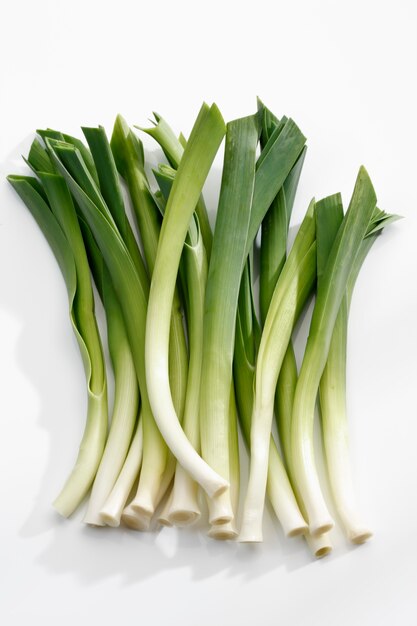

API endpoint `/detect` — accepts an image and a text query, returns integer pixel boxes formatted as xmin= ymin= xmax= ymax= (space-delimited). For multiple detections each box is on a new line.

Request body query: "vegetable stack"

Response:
xmin=8 ymin=100 xmax=399 ymax=557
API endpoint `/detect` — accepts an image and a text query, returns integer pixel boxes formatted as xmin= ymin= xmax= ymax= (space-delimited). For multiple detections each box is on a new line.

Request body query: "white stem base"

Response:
xmin=267 ymin=441 xmax=308 ymax=537
xmin=293 ymin=438 xmax=334 ymax=536
xmin=100 ymin=421 xmax=143 ymax=527
xmin=305 ymin=531 xmax=333 ymax=558
xmin=208 ymin=520 xmax=238 ymax=540
xmin=325 ymin=432 xmax=372 ymax=544
xmin=156 ymin=488 xmax=174 ymax=527
xmin=207 ymin=489 xmax=233 ymax=525
xmin=167 ymin=463 xmax=201 ymax=526
xmin=122 ymin=503 xmax=151 ymax=531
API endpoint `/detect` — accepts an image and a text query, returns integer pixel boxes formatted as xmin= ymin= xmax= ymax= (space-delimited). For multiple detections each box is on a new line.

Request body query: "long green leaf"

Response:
xmin=291 ymin=167 xmax=377 ymax=537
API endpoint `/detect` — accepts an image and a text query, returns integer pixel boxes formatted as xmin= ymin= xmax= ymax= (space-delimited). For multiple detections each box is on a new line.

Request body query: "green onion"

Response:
xmin=8 ymin=102 xmax=399 ymax=554
xmin=145 ymin=103 xmax=227 ymax=498
xmin=239 ymin=201 xmax=317 ymax=541
xmin=7 ymin=174 xmax=108 ymax=517
xmin=43 ymin=136 xmax=168 ymax=524
xmin=28 ymin=133 xmax=148 ymax=526
xmin=108 ymin=119 xmax=189 ymax=524
xmin=151 ymin=166 xmax=209 ymax=526
xmin=38 ymin=128 xmax=168 ymax=528
xmin=234 ymin=258 xmax=308 ymax=539
xmin=79 ymin=219 xmax=139 ymax=526
xmin=291 ymin=167 xmax=378 ymax=536
xmin=317 ymin=203 xmax=400 ymax=543
xmin=200 ymin=114 xmax=258 ymax=526
xmin=168 ymin=216 xmax=207 ymax=525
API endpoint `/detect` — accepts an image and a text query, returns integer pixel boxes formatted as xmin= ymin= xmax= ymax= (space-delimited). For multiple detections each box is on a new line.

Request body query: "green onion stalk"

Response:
xmin=37 ymin=126 xmax=167 ymax=528
xmin=253 ymin=121 xmax=332 ymax=550
xmin=145 ymin=103 xmax=229 ymax=499
xmin=200 ymin=106 xmax=307 ymax=531
xmin=200 ymin=115 xmax=258 ymax=527
xmin=258 ymin=104 xmax=311 ymax=539
xmin=69 ymin=127 xmax=145 ymax=525
xmin=239 ymin=201 xmax=317 ymax=542
xmin=109 ymin=117 xmax=188 ymax=527
xmin=317 ymin=201 xmax=400 ymax=543
xmin=232 ymin=102 xmax=308 ymax=540
xmin=291 ymin=167 xmax=377 ymax=537
xmin=235 ymin=256 xmax=332 ymax=554
xmin=273 ymin=303 xmax=333 ymax=557
xmin=168 ymin=217 xmax=207 ymax=525
xmin=41 ymin=135 xmax=174 ymax=528
xmin=7 ymin=172 xmax=108 ymax=518
xmin=79 ymin=219 xmax=139 ymax=526
xmin=152 ymin=166 xmax=208 ymax=526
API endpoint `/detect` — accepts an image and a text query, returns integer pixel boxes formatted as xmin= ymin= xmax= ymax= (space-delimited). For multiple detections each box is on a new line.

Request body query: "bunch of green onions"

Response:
xmin=8 ymin=100 xmax=399 ymax=557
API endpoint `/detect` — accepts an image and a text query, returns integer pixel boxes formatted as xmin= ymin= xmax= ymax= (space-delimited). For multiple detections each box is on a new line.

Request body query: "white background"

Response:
xmin=1 ymin=1 xmax=416 ymax=624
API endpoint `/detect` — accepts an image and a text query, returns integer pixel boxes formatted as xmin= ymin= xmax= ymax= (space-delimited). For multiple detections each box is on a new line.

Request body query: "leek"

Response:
xmin=234 ymin=259 xmax=308 ymax=538
xmin=7 ymin=174 xmax=108 ymax=517
xmin=44 ymin=137 xmax=167 ymax=524
xmin=200 ymin=114 xmax=258 ymax=526
xmin=317 ymin=203 xmax=400 ymax=543
xmin=108 ymin=118 xmax=188 ymax=522
xmin=255 ymin=109 xmax=332 ymax=550
xmin=40 ymin=128 xmax=169 ymax=525
xmin=79 ymin=219 xmax=139 ymax=526
xmin=152 ymin=167 xmax=208 ymax=525
xmin=7 ymin=103 xmax=398 ymax=556
xmin=168 ymin=216 xmax=207 ymax=525
xmin=239 ymin=201 xmax=317 ymax=541
xmin=291 ymin=168 xmax=377 ymax=536
xmin=145 ymin=103 xmax=227 ymax=498
xmin=27 ymin=133 xmax=145 ymax=525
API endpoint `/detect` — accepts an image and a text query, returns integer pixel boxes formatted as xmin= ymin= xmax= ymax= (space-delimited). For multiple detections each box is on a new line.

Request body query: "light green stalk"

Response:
xmin=108 ymin=119 xmax=188 ymax=521
xmin=168 ymin=216 xmax=207 ymax=525
xmin=7 ymin=174 xmax=108 ymax=517
xmin=318 ymin=205 xmax=400 ymax=543
xmin=79 ymin=219 xmax=139 ymax=526
xmin=239 ymin=202 xmax=317 ymax=541
xmin=291 ymin=168 xmax=377 ymax=537
xmin=145 ymin=103 xmax=227 ymax=498
xmin=253 ymin=106 xmax=331 ymax=551
xmin=152 ymin=167 xmax=209 ymax=525
xmin=200 ymin=115 xmax=259 ymax=525
xmin=234 ymin=254 xmax=329 ymax=554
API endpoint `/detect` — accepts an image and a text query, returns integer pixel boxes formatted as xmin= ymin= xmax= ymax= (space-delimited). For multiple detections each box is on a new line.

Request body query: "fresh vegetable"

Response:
xmin=7 ymin=100 xmax=399 ymax=559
